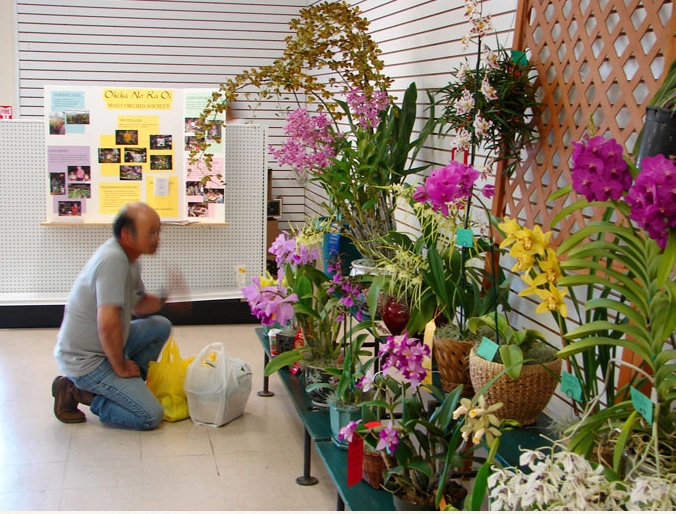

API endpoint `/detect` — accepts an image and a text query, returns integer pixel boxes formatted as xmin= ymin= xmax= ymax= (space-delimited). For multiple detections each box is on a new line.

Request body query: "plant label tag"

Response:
xmin=561 ymin=371 xmax=583 ymax=402
xmin=346 ymin=436 xmax=364 ymax=487
xmin=630 ymin=386 xmax=653 ymax=425
xmin=456 ymin=228 xmax=474 ymax=248
xmin=476 ymin=336 xmax=498 ymax=362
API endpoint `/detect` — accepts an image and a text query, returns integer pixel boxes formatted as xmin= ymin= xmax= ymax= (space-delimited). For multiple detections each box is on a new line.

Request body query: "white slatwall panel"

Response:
xmin=0 ymin=120 xmax=267 ymax=304
xmin=15 ymin=0 xmax=308 ymax=229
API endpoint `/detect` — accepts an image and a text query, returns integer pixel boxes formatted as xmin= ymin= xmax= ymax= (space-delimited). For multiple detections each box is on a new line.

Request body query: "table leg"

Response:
xmin=257 ymin=351 xmax=274 ymax=397
xmin=295 ymin=428 xmax=318 ymax=486
xmin=336 ymin=493 xmax=345 ymax=510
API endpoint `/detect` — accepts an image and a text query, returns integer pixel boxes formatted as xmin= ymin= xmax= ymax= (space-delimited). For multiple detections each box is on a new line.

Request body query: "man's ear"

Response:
xmin=119 ymin=224 xmax=135 ymax=243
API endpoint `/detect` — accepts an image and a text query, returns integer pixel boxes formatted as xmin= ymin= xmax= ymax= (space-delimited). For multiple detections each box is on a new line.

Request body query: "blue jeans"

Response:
xmin=72 ymin=315 xmax=171 ymax=430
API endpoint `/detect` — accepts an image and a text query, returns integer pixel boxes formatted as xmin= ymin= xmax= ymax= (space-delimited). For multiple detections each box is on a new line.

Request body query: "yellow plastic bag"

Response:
xmin=147 ymin=337 xmax=195 ymax=422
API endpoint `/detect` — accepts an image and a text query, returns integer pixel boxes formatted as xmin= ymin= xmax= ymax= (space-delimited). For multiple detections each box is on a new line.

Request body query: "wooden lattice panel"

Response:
xmin=494 ymin=0 xmax=676 ymax=243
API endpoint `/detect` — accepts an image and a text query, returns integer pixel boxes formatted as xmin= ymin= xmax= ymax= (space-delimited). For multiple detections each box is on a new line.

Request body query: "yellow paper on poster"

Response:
xmin=99 ymin=182 xmax=141 ymax=215
xmin=146 ymin=176 xmax=179 ymax=217
xmin=98 ymin=134 xmax=121 ymax=177
xmin=103 ymin=89 xmax=173 ymax=110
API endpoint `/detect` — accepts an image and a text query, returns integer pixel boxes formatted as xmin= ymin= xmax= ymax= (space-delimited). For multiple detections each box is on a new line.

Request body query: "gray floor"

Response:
xmin=0 ymin=323 xmax=337 ymax=510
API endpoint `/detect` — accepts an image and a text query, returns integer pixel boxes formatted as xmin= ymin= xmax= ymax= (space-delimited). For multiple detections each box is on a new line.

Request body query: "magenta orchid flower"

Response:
xmin=338 ymin=419 xmax=361 ymax=443
xmin=413 ymin=161 xmax=480 ymax=216
xmin=376 ymin=421 xmax=400 ymax=455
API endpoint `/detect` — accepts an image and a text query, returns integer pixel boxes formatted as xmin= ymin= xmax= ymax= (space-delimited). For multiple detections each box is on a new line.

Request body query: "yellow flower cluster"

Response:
xmin=453 ymin=395 xmax=502 ymax=446
xmin=498 ymin=218 xmax=568 ymax=317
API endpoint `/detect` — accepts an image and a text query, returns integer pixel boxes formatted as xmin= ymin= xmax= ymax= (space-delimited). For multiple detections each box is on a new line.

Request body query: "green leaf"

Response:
xmin=558 ymin=336 xmax=651 ymax=364
xmin=467 ymin=459 xmax=492 ymax=511
xmin=499 ymin=344 xmax=524 ymax=379
xmin=263 ymin=348 xmax=304 ymax=376
xmin=583 ymin=297 xmax=645 ymax=328
xmin=613 ymin=411 xmax=639 ymax=472
xmin=657 ymin=230 xmax=676 ymax=285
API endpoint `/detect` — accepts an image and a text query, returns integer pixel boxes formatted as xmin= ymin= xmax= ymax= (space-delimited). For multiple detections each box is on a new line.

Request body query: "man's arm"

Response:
xmin=97 ymin=304 xmax=140 ymax=377
xmin=132 ymin=293 xmax=166 ymax=317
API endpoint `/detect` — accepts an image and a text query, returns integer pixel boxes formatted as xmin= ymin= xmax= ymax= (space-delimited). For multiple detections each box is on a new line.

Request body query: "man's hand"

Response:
xmin=114 ymin=359 xmax=141 ymax=378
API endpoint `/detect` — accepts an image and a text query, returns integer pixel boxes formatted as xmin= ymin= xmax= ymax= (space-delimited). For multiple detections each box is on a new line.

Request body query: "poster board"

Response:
xmin=44 ymin=85 xmax=225 ymax=223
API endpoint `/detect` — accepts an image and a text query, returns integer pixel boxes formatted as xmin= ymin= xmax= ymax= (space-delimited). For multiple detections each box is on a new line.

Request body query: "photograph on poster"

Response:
xmin=66 ymin=110 xmax=90 ymax=125
xmin=120 ymin=165 xmax=142 ymax=181
xmin=184 ymin=117 xmax=199 ymax=133
xmin=49 ymin=112 xmax=66 ymax=135
xmin=68 ymin=183 xmax=91 ymax=199
xmin=58 ymin=200 xmax=81 ymax=216
xmin=150 ymin=155 xmax=172 ymax=170
xmin=188 ymin=202 xmax=208 ymax=217
xmin=124 ymin=148 xmax=147 ymax=163
xmin=204 ymin=188 xmax=224 ymax=203
xmin=50 ymin=173 xmax=66 ymax=195
xmin=150 ymin=134 xmax=172 ymax=149
xmin=67 ymin=165 xmax=90 ymax=182
xmin=116 ymin=129 xmax=138 ymax=145
xmin=186 ymin=181 xmax=203 ymax=196
xmin=184 ymin=135 xmax=203 ymax=152
xmin=98 ymin=148 xmax=121 ymax=163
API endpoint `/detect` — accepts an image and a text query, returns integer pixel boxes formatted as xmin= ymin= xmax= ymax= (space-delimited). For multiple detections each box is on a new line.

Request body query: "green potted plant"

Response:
xmin=271 ymin=80 xmax=434 ymax=262
xmin=338 ymin=332 xmax=504 ymax=509
xmin=243 ymin=223 xmax=363 ymax=405
xmin=546 ymin=132 xmax=676 ymax=477
xmin=465 ymin=308 xmax=561 ymax=427
xmin=366 ymin=165 xmax=510 ymax=396
xmin=306 ymin=326 xmax=376 ymax=448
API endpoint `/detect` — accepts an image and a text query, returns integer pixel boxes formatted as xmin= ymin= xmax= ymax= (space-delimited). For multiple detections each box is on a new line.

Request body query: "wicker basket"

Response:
xmin=433 ymin=336 xmax=474 ymax=396
xmin=362 ymin=449 xmax=386 ymax=488
xmin=469 ymin=349 xmax=561 ymax=426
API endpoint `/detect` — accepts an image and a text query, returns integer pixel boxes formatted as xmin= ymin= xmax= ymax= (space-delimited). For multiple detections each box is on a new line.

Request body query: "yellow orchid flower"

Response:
xmin=537 ymin=248 xmax=562 ymax=284
xmin=511 ymin=225 xmax=551 ymax=258
xmin=498 ymin=218 xmax=523 ymax=249
xmin=533 ymin=283 xmax=568 ymax=317
xmin=518 ymin=272 xmax=547 ymax=297
xmin=510 ymin=250 xmax=536 ymax=274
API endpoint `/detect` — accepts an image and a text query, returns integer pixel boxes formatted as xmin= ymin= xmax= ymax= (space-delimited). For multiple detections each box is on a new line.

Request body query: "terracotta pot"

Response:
xmin=362 ymin=450 xmax=386 ymax=488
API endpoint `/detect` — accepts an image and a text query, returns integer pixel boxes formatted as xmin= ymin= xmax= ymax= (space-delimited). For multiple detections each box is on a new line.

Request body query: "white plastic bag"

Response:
xmin=184 ymin=342 xmax=252 ymax=427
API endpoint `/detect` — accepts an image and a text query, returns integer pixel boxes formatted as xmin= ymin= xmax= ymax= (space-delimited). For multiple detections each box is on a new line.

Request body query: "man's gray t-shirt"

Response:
xmin=54 ymin=238 xmax=144 ymax=377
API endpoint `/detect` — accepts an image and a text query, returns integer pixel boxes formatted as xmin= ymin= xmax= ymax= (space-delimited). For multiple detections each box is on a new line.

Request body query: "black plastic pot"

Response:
xmin=636 ymin=106 xmax=676 ymax=168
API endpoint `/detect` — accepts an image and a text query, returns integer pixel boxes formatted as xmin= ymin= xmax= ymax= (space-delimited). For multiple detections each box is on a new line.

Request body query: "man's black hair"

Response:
xmin=112 ymin=207 xmax=136 ymax=239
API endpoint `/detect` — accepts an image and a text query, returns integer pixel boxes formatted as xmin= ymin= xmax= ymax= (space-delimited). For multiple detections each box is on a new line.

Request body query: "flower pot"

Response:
xmin=327 ymin=399 xmax=361 ymax=449
xmin=469 ymin=349 xmax=561 ymax=426
xmin=302 ymin=365 xmax=333 ymax=408
xmin=636 ymin=106 xmax=676 ymax=168
xmin=392 ymin=481 xmax=467 ymax=511
xmin=378 ymin=294 xmax=410 ymax=336
xmin=362 ymin=449 xmax=386 ymax=488
xmin=433 ymin=335 xmax=474 ymax=396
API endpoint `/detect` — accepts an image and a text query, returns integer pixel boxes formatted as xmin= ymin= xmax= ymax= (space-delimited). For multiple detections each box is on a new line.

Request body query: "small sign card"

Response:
xmin=630 ymin=386 xmax=653 ymax=425
xmin=456 ymin=228 xmax=474 ymax=248
xmin=561 ymin=371 xmax=583 ymax=402
xmin=476 ymin=336 xmax=499 ymax=362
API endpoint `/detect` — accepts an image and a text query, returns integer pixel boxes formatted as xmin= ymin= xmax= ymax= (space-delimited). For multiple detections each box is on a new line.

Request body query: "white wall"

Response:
xmin=0 ymin=0 xmax=18 ymax=110
xmin=7 ymin=0 xmax=518 ymax=230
